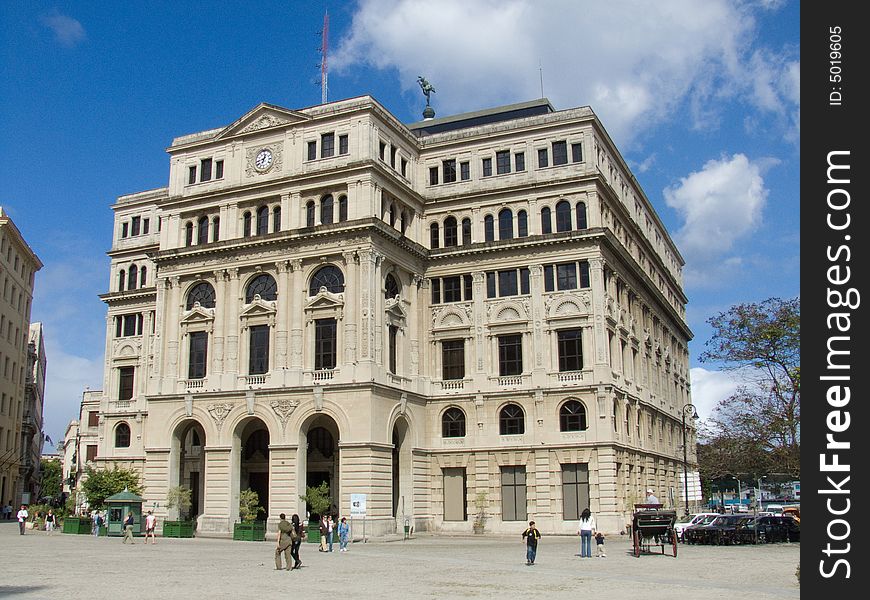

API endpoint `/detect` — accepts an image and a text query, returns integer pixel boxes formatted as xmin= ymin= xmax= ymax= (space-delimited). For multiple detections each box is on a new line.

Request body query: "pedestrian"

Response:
xmin=1 ymin=503 xmax=8 ymax=520
xmin=319 ymin=514 xmax=328 ymax=552
xmin=17 ymin=505 xmax=28 ymax=535
xmin=521 ymin=520 xmax=541 ymax=565
xmin=327 ymin=515 xmax=334 ymax=552
xmin=93 ymin=510 xmax=104 ymax=537
xmin=290 ymin=514 xmax=303 ymax=569
xmin=45 ymin=509 xmax=57 ymax=534
xmin=595 ymin=532 xmax=607 ymax=558
xmin=122 ymin=512 xmax=135 ymax=544
xmin=338 ymin=516 xmax=350 ymax=552
xmin=578 ymin=508 xmax=596 ymax=558
xmin=275 ymin=513 xmax=293 ymax=570
xmin=645 ymin=488 xmax=660 ymax=505
xmin=144 ymin=510 xmax=157 ymax=544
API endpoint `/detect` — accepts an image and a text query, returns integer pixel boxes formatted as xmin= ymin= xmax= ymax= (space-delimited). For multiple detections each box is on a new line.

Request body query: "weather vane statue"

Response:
xmin=417 ymin=76 xmax=436 ymax=119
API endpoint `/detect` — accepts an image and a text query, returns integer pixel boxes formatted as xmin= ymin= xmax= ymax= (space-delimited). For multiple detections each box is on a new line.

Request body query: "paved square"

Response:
xmin=0 ymin=521 xmax=799 ymax=599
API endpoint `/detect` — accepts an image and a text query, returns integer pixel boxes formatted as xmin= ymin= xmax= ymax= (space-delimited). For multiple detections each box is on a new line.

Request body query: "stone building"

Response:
xmin=82 ymin=96 xmax=695 ymax=536
xmin=0 ymin=207 xmax=43 ymax=508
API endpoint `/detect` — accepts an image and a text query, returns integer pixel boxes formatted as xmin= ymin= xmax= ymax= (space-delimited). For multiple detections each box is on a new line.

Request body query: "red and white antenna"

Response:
xmin=320 ymin=10 xmax=329 ymax=104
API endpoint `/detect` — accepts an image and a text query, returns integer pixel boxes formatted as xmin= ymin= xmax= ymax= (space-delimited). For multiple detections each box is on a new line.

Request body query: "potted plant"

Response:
xmin=233 ymin=488 xmax=266 ymax=541
xmin=472 ymin=490 xmax=488 ymax=534
xmin=163 ymin=486 xmax=195 ymax=538
xmin=299 ymin=482 xmax=331 ymax=543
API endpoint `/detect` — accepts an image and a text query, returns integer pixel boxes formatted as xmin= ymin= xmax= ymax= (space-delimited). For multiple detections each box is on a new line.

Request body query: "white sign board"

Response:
xmin=350 ymin=493 xmax=367 ymax=517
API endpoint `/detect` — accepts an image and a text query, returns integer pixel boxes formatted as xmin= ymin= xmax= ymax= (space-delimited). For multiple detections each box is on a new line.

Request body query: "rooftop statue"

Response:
xmin=417 ymin=76 xmax=435 ymax=106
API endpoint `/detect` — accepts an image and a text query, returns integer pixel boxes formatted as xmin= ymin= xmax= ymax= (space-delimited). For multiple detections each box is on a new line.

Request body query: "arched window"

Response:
xmin=273 ymin=206 xmax=281 ymax=232
xmin=245 ymin=274 xmax=278 ymax=302
xmin=498 ymin=208 xmax=513 ymax=240
xmin=309 ymin=265 xmax=345 ymax=296
xmin=576 ymin=202 xmax=588 ymax=230
xmin=128 ymin=265 xmax=138 ymax=290
xmin=185 ymin=222 xmax=194 ymax=246
xmin=560 ymin=400 xmax=588 ymax=431
xmin=186 ymin=282 xmax=216 ymax=309
xmin=484 ymin=214 xmax=495 ymax=242
xmin=243 ymin=211 xmax=252 ymax=237
xmin=212 ymin=217 xmax=220 ymax=242
xmin=115 ymin=423 xmax=131 ymax=448
xmin=461 ymin=218 xmax=471 ymax=245
xmin=338 ymin=196 xmax=348 ymax=222
xmin=517 ymin=210 xmax=528 ymax=237
xmin=256 ymin=206 xmax=269 ymax=235
xmin=140 ymin=266 xmax=147 ymax=288
xmin=613 ymin=398 xmax=620 ymax=432
xmin=442 ymin=407 xmax=466 ymax=438
xmin=388 ymin=203 xmax=396 ymax=227
xmin=118 ymin=270 xmax=126 ymax=292
xmin=197 ymin=216 xmax=209 ymax=245
xmin=384 ymin=273 xmax=400 ymax=299
xmin=443 ymin=216 xmax=458 ymax=247
xmin=429 ymin=222 xmax=439 ymax=249
xmin=541 ymin=207 xmax=552 ymax=234
xmin=306 ymin=201 xmax=316 ymax=227
xmin=321 ymin=195 xmax=334 ymax=225
xmin=556 ymin=200 xmax=572 ymax=232
xmin=400 ymin=210 xmax=407 ymax=234
xmin=499 ymin=404 xmax=525 ymax=435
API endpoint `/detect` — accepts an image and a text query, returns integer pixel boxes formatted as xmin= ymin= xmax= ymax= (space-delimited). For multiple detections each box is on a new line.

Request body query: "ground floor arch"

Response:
xmin=169 ymin=419 xmax=206 ymax=519
xmin=298 ymin=413 xmax=340 ymax=520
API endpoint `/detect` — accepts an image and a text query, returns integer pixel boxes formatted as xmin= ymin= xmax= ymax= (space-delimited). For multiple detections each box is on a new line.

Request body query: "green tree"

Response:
xmin=239 ymin=488 xmax=264 ymax=522
xmin=39 ymin=458 xmax=63 ymax=502
xmin=166 ymin=486 xmax=193 ymax=520
xmin=81 ymin=465 xmax=143 ymax=510
xmin=299 ymin=481 xmax=331 ymax=519
xmin=700 ymin=297 xmax=800 ymax=477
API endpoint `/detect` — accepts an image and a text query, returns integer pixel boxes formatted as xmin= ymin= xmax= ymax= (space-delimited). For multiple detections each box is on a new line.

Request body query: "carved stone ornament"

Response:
xmin=239 ymin=114 xmax=291 ymax=134
xmin=271 ymin=398 xmax=299 ymax=425
xmin=207 ymin=402 xmax=234 ymax=430
xmin=245 ymin=145 xmax=283 ymax=177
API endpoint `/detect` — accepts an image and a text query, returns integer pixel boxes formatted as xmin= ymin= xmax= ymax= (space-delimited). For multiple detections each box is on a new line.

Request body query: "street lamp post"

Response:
xmin=681 ymin=404 xmax=699 ymax=516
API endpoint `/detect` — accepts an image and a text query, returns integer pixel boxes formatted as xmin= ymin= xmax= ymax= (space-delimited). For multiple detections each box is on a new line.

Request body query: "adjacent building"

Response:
xmin=79 ymin=96 xmax=695 ymax=536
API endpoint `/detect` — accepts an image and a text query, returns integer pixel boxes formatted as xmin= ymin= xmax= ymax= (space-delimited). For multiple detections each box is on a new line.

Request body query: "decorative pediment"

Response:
xmin=180 ymin=304 xmax=216 ymax=325
xmin=385 ymin=297 xmax=408 ymax=323
xmin=431 ymin=306 xmax=472 ymax=331
xmin=216 ymin=103 xmax=310 ymax=140
xmin=486 ymin=300 xmax=529 ymax=324
xmin=546 ymin=292 xmax=592 ymax=320
xmin=304 ymin=289 xmax=345 ymax=311
xmin=240 ymin=296 xmax=278 ymax=320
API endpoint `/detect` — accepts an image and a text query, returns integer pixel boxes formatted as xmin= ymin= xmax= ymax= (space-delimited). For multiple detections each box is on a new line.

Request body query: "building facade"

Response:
xmin=83 ymin=96 xmax=695 ymax=536
xmin=0 ymin=207 xmax=43 ymax=508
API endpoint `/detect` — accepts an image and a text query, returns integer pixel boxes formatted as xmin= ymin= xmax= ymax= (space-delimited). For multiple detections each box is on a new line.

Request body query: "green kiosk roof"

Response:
xmin=105 ymin=490 xmax=145 ymax=503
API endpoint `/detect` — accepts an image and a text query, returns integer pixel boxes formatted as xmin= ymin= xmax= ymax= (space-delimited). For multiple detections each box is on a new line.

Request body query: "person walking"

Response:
xmin=326 ymin=515 xmax=335 ymax=552
xmin=595 ymin=532 xmax=607 ymax=558
xmin=578 ymin=508 xmax=596 ymax=558
xmin=275 ymin=513 xmax=293 ymax=570
xmin=319 ymin=515 xmax=328 ymax=552
xmin=144 ymin=510 xmax=157 ymax=544
xmin=17 ymin=505 xmax=28 ymax=535
xmin=338 ymin=517 xmax=350 ymax=552
xmin=93 ymin=511 xmax=104 ymax=537
xmin=521 ymin=520 xmax=541 ymax=565
xmin=122 ymin=512 xmax=135 ymax=544
xmin=45 ymin=510 xmax=57 ymax=534
xmin=289 ymin=514 xmax=303 ymax=569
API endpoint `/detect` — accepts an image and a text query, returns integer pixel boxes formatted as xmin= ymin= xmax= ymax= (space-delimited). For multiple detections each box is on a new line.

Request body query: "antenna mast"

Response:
xmin=320 ymin=11 xmax=329 ymax=104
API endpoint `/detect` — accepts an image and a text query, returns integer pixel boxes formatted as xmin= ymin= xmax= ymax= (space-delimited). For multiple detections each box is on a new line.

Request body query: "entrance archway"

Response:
xmin=300 ymin=415 xmax=340 ymax=520
xmin=391 ymin=416 xmax=412 ymax=530
xmin=236 ymin=418 xmax=270 ymax=520
xmin=170 ymin=420 xmax=206 ymax=520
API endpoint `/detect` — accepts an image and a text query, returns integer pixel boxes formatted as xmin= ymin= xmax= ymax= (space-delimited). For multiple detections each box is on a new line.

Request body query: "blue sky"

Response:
xmin=1 ymin=0 xmax=799 ymax=446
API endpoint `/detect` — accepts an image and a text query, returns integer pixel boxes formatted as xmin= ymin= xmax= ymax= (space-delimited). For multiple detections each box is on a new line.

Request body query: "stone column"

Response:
xmin=199 ymin=445 xmax=232 ymax=536
xmin=275 ymin=261 xmax=290 ymax=370
xmin=471 ymin=272 xmax=486 ymax=375
xmin=165 ymin=276 xmax=182 ymax=391
xmin=289 ymin=259 xmax=304 ymax=373
xmin=225 ymin=268 xmax=241 ymax=378
xmin=212 ymin=270 xmax=226 ymax=377
xmin=341 ymin=251 xmax=358 ymax=369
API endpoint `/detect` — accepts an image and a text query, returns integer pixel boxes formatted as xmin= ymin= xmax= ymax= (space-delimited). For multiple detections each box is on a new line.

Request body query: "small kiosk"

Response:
xmin=105 ymin=489 xmax=144 ymax=537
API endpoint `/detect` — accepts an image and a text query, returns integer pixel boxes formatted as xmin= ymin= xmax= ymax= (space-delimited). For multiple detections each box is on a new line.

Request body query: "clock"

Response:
xmin=254 ymin=148 xmax=273 ymax=171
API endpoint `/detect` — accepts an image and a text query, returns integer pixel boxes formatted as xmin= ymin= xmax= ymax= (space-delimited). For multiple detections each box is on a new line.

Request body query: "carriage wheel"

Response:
xmin=672 ymin=530 xmax=678 ymax=557
xmin=633 ymin=530 xmax=641 ymax=557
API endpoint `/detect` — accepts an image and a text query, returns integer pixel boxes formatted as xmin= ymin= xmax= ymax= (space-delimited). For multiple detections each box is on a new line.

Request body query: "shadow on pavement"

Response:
xmin=0 ymin=586 xmax=49 ymax=596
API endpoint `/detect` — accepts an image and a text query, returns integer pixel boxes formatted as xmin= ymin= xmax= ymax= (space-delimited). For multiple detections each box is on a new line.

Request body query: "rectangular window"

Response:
xmin=379 ymin=141 xmax=386 ymax=160
xmin=88 ymin=411 xmax=99 ymax=427
xmin=460 ymin=161 xmax=470 ymax=181
xmin=520 ymin=268 xmax=530 ymax=295
xmin=537 ymin=148 xmax=548 ymax=168
xmin=86 ymin=445 xmax=97 ymax=462
xmin=486 ymin=272 xmax=496 ymax=299
xmin=142 ymin=218 xmax=150 ymax=234
xmin=188 ymin=331 xmax=208 ymax=379
xmin=562 ymin=463 xmax=589 ymax=520
xmin=313 ymin=319 xmax=336 ymax=370
xmin=463 ymin=274 xmax=473 ymax=301
xmin=118 ymin=366 xmax=134 ymax=401
xmin=321 ymin=133 xmax=335 ymax=158
xmin=442 ymin=340 xmax=465 ymax=380
xmin=498 ymin=334 xmax=523 ymax=376
xmin=122 ymin=314 xmax=138 ymax=337
xmin=443 ymin=159 xmax=457 ymax=183
xmin=200 ymin=158 xmax=213 ymax=182
xmin=498 ymin=269 xmax=517 ymax=297
xmin=496 ymin=150 xmax=511 ymax=174
xmin=339 ymin=134 xmax=349 ymax=155
xmin=557 ymin=263 xmax=577 ymax=290
xmin=431 ymin=279 xmax=441 ymax=304
xmin=215 ymin=160 xmax=224 ymax=179
xmin=558 ymin=329 xmax=583 ymax=371
xmin=131 ymin=216 xmax=141 ymax=237
xmin=429 ymin=166 xmax=439 ymax=185
xmin=552 ymin=141 xmax=568 ymax=165
xmin=579 ymin=261 xmax=590 ymax=288
xmin=442 ymin=468 xmax=467 ymax=521
xmin=501 ymin=466 xmax=527 ymax=521
xmin=390 ymin=146 xmax=397 ymax=168
xmin=482 ymin=157 xmax=492 ymax=177
xmin=515 ymin=152 xmax=525 ymax=172
xmin=443 ymin=276 xmax=462 ymax=303
xmin=388 ymin=325 xmax=398 ymax=374
xmin=188 ymin=166 xmax=197 ymax=185
xmin=307 ymin=141 xmax=317 ymax=161
xmin=401 ymin=158 xmax=408 ymax=177
xmin=571 ymin=143 xmax=583 ymax=162
xmin=121 ymin=223 xmax=128 ymax=238
xmin=249 ymin=325 xmax=270 ymax=375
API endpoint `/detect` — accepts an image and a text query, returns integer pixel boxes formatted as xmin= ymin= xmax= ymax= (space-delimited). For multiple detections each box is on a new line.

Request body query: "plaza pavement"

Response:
xmin=0 ymin=519 xmax=799 ymax=599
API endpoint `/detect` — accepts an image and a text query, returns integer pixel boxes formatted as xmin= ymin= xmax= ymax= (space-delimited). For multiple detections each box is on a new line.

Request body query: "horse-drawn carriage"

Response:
xmin=631 ymin=504 xmax=678 ymax=557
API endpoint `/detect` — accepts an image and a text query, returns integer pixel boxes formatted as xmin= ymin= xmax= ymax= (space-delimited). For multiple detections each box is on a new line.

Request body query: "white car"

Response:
xmin=674 ymin=513 xmax=721 ymax=541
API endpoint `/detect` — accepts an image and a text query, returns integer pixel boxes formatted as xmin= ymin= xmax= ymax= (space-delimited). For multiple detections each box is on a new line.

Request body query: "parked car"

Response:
xmin=702 ymin=514 xmax=755 ymax=545
xmin=737 ymin=515 xmax=800 ymax=544
xmin=682 ymin=514 xmax=726 ymax=544
xmin=674 ymin=513 xmax=720 ymax=541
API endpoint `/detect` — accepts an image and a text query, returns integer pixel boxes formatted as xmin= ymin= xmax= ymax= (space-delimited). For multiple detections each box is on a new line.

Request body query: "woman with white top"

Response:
xmin=578 ymin=508 xmax=596 ymax=558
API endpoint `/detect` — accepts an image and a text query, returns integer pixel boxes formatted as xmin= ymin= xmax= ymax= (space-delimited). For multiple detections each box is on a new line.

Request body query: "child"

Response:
xmin=522 ymin=520 xmax=541 ymax=565
xmin=595 ymin=531 xmax=606 ymax=557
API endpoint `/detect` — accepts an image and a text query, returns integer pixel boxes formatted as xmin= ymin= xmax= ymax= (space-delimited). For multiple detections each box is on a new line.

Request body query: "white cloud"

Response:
xmin=664 ymin=153 xmax=769 ymax=263
xmin=40 ymin=10 xmax=86 ymax=47
xmin=333 ymin=0 xmax=796 ymax=145
xmin=41 ymin=338 xmax=104 ymax=448
xmin=689 ymin=367 xmax=741 ymax=421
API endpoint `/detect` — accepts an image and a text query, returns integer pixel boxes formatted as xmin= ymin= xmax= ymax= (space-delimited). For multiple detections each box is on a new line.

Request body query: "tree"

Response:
xmin=166 ymin=486 xmax=193 ymax=520
xmin=299 ymin=481 xmax=331 ymax=520
xmin=81 ymin=465 xmax=143 ymax=510
xmin=40 ymin=458 xmax=63 ymax=503
xmin=238 ymin=489 xmax=264 ymax=523
xmin=700 ymin=297 xmax=800 ymax=477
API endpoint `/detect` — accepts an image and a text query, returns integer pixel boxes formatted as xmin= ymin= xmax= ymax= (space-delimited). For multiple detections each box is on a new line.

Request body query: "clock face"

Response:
xmin=255 ymin=148 xmax=273 ymax=170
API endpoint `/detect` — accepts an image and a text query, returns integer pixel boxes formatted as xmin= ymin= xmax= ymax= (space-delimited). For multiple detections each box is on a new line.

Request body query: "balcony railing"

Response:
xmin=312 ymin=369 xmax=335 ymax=382
xmin=556 ymin=371 xmax=584 ymax=384
xmin=245 ymin=374 xmax=267 ymax=386
xmin=438 ymin=379 xmax=467 ymax=392
xmin=182 ymin=378 xmax=205 ymax=390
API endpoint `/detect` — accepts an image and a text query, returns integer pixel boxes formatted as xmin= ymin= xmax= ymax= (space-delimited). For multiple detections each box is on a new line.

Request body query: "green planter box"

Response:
xmin=62 ymin=517 xmax=92 ymax=534
xmin=163 ymin=521 xmax=196 ymax=538
xmin=233 ymin=522 xmax=266 ymax=542
xmin=306 ymin=521 xmax=320 ymax=543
